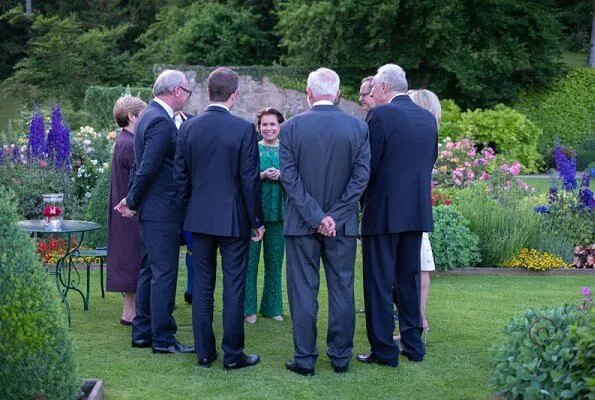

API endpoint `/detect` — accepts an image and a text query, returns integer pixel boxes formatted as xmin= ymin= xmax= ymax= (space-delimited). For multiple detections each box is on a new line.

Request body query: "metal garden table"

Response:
xmin=18 ymin=219 xmax=100 ymax=325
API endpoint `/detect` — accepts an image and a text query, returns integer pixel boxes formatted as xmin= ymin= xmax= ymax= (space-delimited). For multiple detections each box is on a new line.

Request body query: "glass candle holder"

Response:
xmin=42 ymin=193 xmax=64 ymax=230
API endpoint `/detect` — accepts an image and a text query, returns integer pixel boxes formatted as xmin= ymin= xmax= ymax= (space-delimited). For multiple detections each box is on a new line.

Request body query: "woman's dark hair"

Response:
xmin=256 ymin=107 xmax=285 ymax=130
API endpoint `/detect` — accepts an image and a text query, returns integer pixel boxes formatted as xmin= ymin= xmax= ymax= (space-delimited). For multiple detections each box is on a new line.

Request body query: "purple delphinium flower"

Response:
xmin=578 ymin=188 xmax=595 ymax=211
xmin=55 ymin=121 xmax=71 ymax=171
xmin=28 ymin=110 xmax=45 ymax=159
xmin=46 ymin=105 xmax=62 ymax=162
xmin=548 ymin=186 xmax=558 ymax=204
xmin=581 ymin=172 xmax=590 ymax=188
xmin=11 ymin=145 xmax=20 ymax=164
xmin=552 ymin=143 xmax=577 ymax=191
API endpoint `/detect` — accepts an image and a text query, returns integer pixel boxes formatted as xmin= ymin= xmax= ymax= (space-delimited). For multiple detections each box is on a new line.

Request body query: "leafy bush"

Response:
xmin=0 ymin=163 xmax=80 ymax=219
xmin=455 ymin=185 xmax=541 ymax=266
xmin=0 ymin=189 xmax=78 ymax=400
xmin=489 ymin=297 xmax=594 ymax=399
xmin=515 ymin=68 xmax=595 ymax=159
xmin=430 ymin=205 xmax=481 ymax=270
xmin=441 ymin=104 xmax=543 ymax=172
xmin=84 ymin=85 xmax=152 ymax=130
xmin=84 ymin=164 xmax=109 ymax=249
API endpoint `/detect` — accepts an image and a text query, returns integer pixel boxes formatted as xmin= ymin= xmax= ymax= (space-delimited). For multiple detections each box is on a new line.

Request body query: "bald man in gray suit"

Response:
xmin=280 ymin=68 xmax=370 ymax=376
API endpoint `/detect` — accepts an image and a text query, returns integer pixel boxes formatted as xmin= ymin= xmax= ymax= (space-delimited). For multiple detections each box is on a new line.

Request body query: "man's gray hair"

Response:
xmin=374 ymin=64 xmax=408 ymax=93
xmin=307 ymin=68 xmax=340 ymax=97
xmin=153 ymin=70 xmax=187 ymax=96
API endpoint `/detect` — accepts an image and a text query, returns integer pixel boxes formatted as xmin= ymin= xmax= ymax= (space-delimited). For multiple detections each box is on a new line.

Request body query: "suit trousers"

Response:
xmin=285 ymin=234 xmax=357 ymax=369
xmin=192 ymin=233 xmax=250 ymax=364
xmin=132 ymin=221 xmax=180 ymax=347
xmin=362 ymin=232 xmax=425 ymax=363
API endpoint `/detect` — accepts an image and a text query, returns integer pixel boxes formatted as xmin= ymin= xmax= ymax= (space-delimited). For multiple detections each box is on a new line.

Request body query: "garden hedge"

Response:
xmin=83 ymin=85 xmax=152 ymax=129
xmin=0 ymin=189 xmax=78 ymax=400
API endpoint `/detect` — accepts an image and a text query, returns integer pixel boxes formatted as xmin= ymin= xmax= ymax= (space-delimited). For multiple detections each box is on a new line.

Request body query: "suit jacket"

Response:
xmin=279 ymin=104 xmax=370 ymax=236
xmin=174 ymin=105 xmax=263 ymax=238
xmin=361 ymin=95 xmax=438 ymax=235
xmin=126 ymin=100 xmax=181 ymax=222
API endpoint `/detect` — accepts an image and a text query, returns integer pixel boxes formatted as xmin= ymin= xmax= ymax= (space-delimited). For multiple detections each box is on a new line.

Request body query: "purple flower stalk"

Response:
xmin=548 ymin=186 xmax=558 ymax=204
xmin=46 ymin=105 xmax=62 ymax=162
xmin=581 ymin=172 xmax=590 ymax=188
xmin=28 ymin=110 xmax=45 ymax=159
xmin=55 ymin=121 xmax=71 ymax=170
xmin=552 ymin=144 xmax=577 ymax=191
xmin=578 ymin=188 xmax=595 ymax=211
xmin=12 ymin=145 xmax=20 ymax=164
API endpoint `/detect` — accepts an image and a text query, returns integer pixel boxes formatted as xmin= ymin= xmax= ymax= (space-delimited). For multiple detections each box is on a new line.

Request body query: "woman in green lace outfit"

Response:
xmin=245 ymin=108 xmax=286 ymax=324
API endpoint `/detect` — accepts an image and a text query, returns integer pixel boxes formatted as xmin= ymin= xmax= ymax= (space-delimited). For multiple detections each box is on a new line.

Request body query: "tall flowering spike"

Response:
xmin=28 ymin=109 xmax=46 ymax=159
xmin=55 ymin=121 xmax=71 ymax=171
xmin=552 ymin=143 xmax=577 ymax=191
xmin=581 ymin=171 xmax=590 ymax=188
xmin=11 ymin=144 xmax=20 ymax=164
xmin=47 ymin=105 xmax=65 ymax=163
xmin=579 ymin=188 xmax=595 ymax=211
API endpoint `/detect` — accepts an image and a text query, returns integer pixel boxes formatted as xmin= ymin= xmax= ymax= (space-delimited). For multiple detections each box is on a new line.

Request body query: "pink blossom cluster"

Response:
xmin=487 ymin=161 xmax=533 ymax=193
xmin=432 ymin=138 xmax=496 ymax=188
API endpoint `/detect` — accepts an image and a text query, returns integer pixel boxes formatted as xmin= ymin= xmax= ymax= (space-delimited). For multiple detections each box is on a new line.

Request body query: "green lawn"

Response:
xmin=62 ymin=253 xmax=594 ymax=400
xmin=521 ymin=175 xmax=593 ymax=194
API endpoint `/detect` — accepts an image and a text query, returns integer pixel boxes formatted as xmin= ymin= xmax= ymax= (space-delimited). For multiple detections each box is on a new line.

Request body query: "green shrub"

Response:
xmin=430 ymin=205 xmax=482 ymax=270
xmin=0 ymin=189 xmax=78 ymax=400
xmin=83 ymin=85 xmax=152 ymax=129
xmin=441 ymin=104 xmax=543 ymax=172
xmin=84 ymin=164 xmax=109 ymax=248
xmin=455 ymin=185 xmax=541 ymax=266
xmin=489 ymin=304 xmax=594 ymax=399
xmin=576 ymin=135 xmax=595 ymax=171
xmin=0 ymin=163 xmax=81 ymax=219
xmin=515 ymin=68 xmax=595 ymax=159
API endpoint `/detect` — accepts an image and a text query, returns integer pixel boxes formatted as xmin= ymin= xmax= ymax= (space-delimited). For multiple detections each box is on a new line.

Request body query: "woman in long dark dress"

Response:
xmin=107 ymin=96 xmax=146 ymax=325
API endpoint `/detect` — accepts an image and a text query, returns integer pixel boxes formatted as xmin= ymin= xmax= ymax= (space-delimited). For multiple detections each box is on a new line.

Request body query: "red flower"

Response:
xmin=42 ymin=205 xmax=63 ymax=218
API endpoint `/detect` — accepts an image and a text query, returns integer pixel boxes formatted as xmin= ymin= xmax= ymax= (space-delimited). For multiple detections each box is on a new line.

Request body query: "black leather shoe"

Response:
xmin=152 ymin=341 xmax=194 ymax=354
xmin=285 ymin=360 xmax=315 ymax=376
xmin=197 ymin=351 xmax=218 ymax=368
xmin=184 ymin=292 xmax=192 ymax=304
xmin=332 ymin=364 xmax=348 ymax=373
xmin=356 ymin=352 xmax=398 ymax=367
xmin=223 ymin=354 xmax=260 ymax=370
xmin=131 ymin=338 xmax=152 ymax=348
xmin=400 ymin=348 xmax=424 ymax=362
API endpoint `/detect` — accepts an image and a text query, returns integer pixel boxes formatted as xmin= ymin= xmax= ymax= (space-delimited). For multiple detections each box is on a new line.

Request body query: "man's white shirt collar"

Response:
xmin=209 ymin=103 xmax=230 ymax=112
xmin=154 ymin=97 xmax=174 ymax=119
xmin=312 ymin=100 xmax=334 ymax=106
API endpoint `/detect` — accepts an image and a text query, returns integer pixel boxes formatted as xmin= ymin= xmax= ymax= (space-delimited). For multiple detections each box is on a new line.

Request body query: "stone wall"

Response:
xmin=178 ymin=68 xmax=365 ymax=123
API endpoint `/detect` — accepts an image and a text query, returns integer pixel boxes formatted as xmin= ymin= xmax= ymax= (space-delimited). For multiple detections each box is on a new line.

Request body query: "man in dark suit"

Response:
xmin=115 ymin=69 xmax=194 ymax=354
xmin=357 ymin=64 xmax=438 ymax=367
xmin=174 ymin=67 xmax=265 ymax=370
xmin=280 ymin=68 xmax=370 ymax=376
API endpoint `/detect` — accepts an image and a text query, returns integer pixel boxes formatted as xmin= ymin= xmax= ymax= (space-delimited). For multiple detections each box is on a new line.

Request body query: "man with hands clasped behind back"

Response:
xmin=280 ymin=68 xmax=370 ymax=376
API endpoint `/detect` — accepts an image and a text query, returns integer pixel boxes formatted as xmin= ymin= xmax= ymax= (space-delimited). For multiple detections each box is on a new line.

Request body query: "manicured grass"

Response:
xmin=522 ymin=175 xmax=593 ymax=194
xmin=61 ymin=253 xmax=594 ymax=400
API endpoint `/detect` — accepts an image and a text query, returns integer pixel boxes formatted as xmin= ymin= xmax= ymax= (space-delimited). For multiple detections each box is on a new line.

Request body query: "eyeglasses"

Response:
xmin=179 ymin=86 xmax=192 ymax=97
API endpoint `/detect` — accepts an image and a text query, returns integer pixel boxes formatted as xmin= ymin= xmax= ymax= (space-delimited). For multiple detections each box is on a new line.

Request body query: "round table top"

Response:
xmin=18 ymin=220 xmax=100 ymax=233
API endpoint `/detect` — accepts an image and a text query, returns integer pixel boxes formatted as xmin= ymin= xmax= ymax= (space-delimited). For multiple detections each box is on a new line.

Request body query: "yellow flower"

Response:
xmin=107 ymin=131 xmax=117 ymax=139
xmin=504 ymin=248 xmax=571 ymax=271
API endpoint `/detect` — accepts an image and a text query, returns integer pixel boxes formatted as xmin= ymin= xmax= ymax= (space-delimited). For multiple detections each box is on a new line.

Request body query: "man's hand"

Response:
xmin=252 ymin=226 xmax=265 ymax=242
xmin=114 ymin=198 xmax=136 ymax=218
xmin=317 ymin=216 xmax=336 ymax=237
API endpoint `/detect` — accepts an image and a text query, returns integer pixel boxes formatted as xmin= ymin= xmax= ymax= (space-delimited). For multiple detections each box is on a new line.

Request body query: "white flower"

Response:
xmin=98 ymin=167 xmax=104 ymax=173
xmin=85 ymin=148 xmax=93 ymax=154
xmin=102 ymin=162 xmax=109 ymax=169
xmin=91 ymin=159 xmax=98 ymax=166
xmin=85 ymin=192 xmax=92 ymax=199
xmin=83 ymin=139 xmax=91 ymax=146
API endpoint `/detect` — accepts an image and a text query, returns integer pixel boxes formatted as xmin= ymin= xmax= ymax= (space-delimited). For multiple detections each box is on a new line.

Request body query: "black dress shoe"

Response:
xmin=356 ymin=352 xmax=398 ymax=367
xmin=197 ymin=351 xmax=218 ymax=368
xmin=400 ymin=348 xmax=424 ymax=362
xmin=152 ymin=341 xmax=194 ymax=354
xmin=223 ymin=354 xmax=260 ymax=370
xmin=184 ymin=292 xmax=192 ymax=304
xmin=285 ymin=360 xmax=315 ymax=376
xmin=332 ymin=364 xmax=348 ymax=373
xmin=131 ymin=338 xmax=152 ymax=348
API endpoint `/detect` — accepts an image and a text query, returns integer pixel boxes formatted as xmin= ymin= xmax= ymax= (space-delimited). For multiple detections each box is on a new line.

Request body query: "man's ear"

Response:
xmin=334 ymin=89 xmax=342 ymax=104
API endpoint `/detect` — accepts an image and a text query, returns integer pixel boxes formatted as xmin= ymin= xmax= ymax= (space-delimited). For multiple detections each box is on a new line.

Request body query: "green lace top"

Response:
xmin=259 ymin=143 xmax=285 ymax=222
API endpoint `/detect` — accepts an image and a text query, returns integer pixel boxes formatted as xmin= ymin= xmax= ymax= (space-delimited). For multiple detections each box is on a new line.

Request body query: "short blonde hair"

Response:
xmin=113 ymin=96 xmax=147 ymax=128
xmin=408 ymin=89 xmax=441 ymax=124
